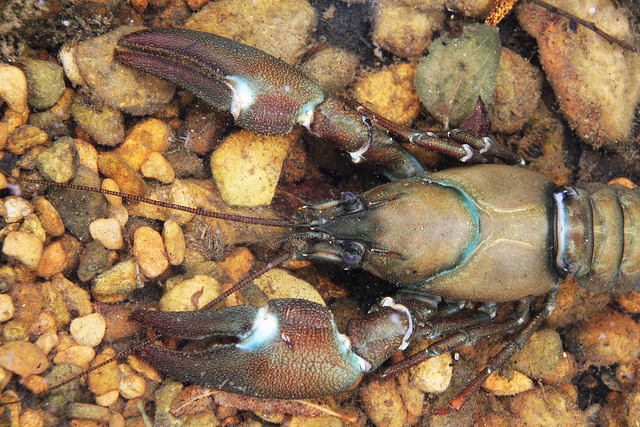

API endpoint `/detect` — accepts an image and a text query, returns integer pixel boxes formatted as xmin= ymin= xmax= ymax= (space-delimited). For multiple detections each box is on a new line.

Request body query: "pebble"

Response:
xmin=360 ymin=378 xmax=407 ymax=427
xmin=508 ymin=387 xmax=588 ymax=425
xmin=97 ymin=151 xmax=147 ymax=197
xmin=70 ymin=97 xmax=125 ymax=147
xmin=44 ymin=363 xmax=83 ymax=396
xmin=18 ymin=408 xmax=44 ymax=427
xmin=3 ymin=196 xmax=34 ymax=223
xmin=0 ymin=64 xmax=28 ymax=114
xmin=490 ymin=48 xmax=543 ymax=133
xmin=23 ymin=374 xmax=49 ymax=395
xmin=95 ymin=389 xmax=120 ymax=407
xmin=482 ymin=370 xmax=534 ymax=396
xmin=76 ymin=240 xmax=113 ymax=282
xmin=0 ymin=341 xmax=49 ymax=377
xmin=70 ymin=313 xmax=106 ymax=347
xmin=34 ymin=196 xmax=65 ymax=237
xmin=50 ymin=86 xmax=74 ymax=120
xmin=210 ymin=129 xmax=297 ymax=206
xmin=300 ymin=46 xmax=360 ymax=97
xmin=154 ymin=381 xmax=184 ymax=426
xmin=36 ymin=240 xmax=70 ymax=277
xmin=74 ymin=138 xmax=99 ymax=173
xmin=141 ymin=152 xmax=176 ymax=184
xmin=115 ymin=118 xmax=173 ymax=171
xmin=67 ymin=403 xmax=111 ymax=423
xmin=0 ymin=123 xmax=8 ymax=150
xmin=159 ymin=274 xmax=222 ymax=311
xmin=52 ymin=273 xmax=93 ymax=317
xmin=118 ymin=363 xmax=147 ymax=399
xmin=91 ymin=258 xmax=143 ymax=301
xmin=28 ymin=110 xmax=69 ymax=139
xmin=10 ymin=282 xmax=43 ymax=325
xmin=41 ymin=280 xmax=71 ymax=326
xmin=618 ymin=290 xmax=640 ymax=313
xmin=59 ymin=41 xmax=84 ymax=86
xmin=19 ymin=213 xmax=46 ymax=243
xmin=127 ymin=355 xmax=162 ymax=383
xmin=511 ymin=328 xmax=562 ymax=379
xmin=88 ymin=348 xmax=120 ymax=396
xmin=133 ymin=226 xmax=169 ymax=278
xmin=163 ymin=220 xmax=186 ymax=266
xmin=353 ymin=62 xmax=420 ymax=126
xmin=101 ymin=178 xmax=122 ymax=209
xmin=89 ymin=218 xmax=123 ymax=250
xmin=182 ymin=108 xmax=228 ymax=155
xmin=109 ymin=204 xmax=129 ymax=228
xmin=0 ymin=366 xmax=11 ymax=390
xmin=2 ymin=230 xmax=43 ymax=270
xmin=53 ymin=345 xmax=96 ymax=367
xmin=546 ymin=278 xmax=611 ymax=329
xmin=35 ymin=330 xmax=59 ymax=355
xmin=22 ymin=59 xmax=66 ymax=110
xmin=219 ymin=247 xmax=254 ymax=282
xmin=45 ymin=166 xmax=109 ymax=242
xmin=0 ymin=294 xmax=14 ymax=322
xmin=74 ymin=25 xmax=175 ymax=115
xmin=253 ymin=269 xmax=325 ymax=306
xmin=102 ymin=307 xmax=140 ymax=342
xmin=5 ymin=124 xmax=49 ymax=155
xmin=372 ymin=0 xmax=444 ymax=58
xmin=29 ymin=311 xmax=57 ymax=337
xmin=566 ymin=308 xmax=640 ymax=366
xmin=627 ymin=383 xmax=640 ymax=426
xmin=543 ymin=351 xmax=578 ymax=386
xmin=517 ymin=1 xmax=640 ymax=148
xmin=185 ymin=0 xmax=316 ymax=63
xmin=408 ymin=352 xmax=452 ymax=393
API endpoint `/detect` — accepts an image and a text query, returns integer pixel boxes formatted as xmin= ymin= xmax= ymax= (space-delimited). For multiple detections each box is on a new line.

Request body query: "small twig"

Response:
xmin=528 ymin=0 xmax=638 ymax=52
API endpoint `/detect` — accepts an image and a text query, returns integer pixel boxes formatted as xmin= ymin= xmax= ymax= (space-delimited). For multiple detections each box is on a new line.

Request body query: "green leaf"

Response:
xmin=416 ymin=24 xmax=501 ymax=128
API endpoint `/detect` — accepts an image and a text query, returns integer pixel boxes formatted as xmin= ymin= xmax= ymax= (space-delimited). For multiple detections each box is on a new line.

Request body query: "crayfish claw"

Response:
xmin=116 ymin=28 xmax=325 ymax=136
xmin=132 ymin=299 xmax=367 ymax=399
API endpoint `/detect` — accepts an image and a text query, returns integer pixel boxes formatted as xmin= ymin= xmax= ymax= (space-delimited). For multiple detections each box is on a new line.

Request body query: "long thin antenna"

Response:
xmin=11 ymin=176 xmax=296 ymax=228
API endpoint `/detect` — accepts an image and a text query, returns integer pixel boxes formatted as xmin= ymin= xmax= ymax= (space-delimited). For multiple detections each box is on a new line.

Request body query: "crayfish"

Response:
xmin=1 ymin=2 xmax=639 ymax=425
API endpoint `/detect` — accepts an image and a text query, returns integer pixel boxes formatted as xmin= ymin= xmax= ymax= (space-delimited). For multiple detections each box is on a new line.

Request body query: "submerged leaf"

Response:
xmin=416 ymin=24 xmax=501 ymax=128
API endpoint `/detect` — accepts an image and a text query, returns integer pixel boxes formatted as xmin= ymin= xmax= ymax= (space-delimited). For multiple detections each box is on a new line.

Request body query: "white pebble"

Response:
xmin=0 ymin=64 xmax=28 ymax=113
xmin=0 ymin=294 xmax=14 ymax=322
xmin=35 ymin=330 xmax=59 ymax=355
xmin=3 ymin=196 xmax=34 ymax=223
xmin=163 ymin=220 xmax=185 ymax=266
xmin=70 ymin=313 xmax=106 ymax=347
xmin=409 ymin=352 xmax=453 ymax=393
xmin=141 ymin=152 xmax=175 ymax=184
xmin=2 ymin=231 xmax=43 ymax=270
xmin=159 ymin=275 xmax=221 ymax=311
xmin=89 ymin=218 xmax=123 ymax=250
xmin=133 ymin=226 xmax=169 ymax=278
xmin=101 ymin=178 xmax=122 ymax=209
xmin=118 ymin=364 xmax=147 ymax=399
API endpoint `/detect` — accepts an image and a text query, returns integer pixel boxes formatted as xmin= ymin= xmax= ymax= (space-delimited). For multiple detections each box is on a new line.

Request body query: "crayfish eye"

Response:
xmin=343 ymin=242 xmax=365 ymax=266
xmin=340 ymin=191 xmax=364 ymax=213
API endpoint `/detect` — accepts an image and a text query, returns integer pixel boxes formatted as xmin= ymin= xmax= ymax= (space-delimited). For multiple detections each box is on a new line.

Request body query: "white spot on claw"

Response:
xmin=226 ymin=76 xmax=255 ymax=121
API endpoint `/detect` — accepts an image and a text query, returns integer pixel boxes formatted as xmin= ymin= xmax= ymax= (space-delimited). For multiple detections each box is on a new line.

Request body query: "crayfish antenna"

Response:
xmin=7 ymin=174 xmax=296 ymax=228
xmin=200 ymin=252 xmax=292 ymax=310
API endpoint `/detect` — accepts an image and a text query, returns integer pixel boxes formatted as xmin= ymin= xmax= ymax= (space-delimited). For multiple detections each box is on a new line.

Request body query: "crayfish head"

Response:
xmin=299 ymin=178 xmax=478 ymax=286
